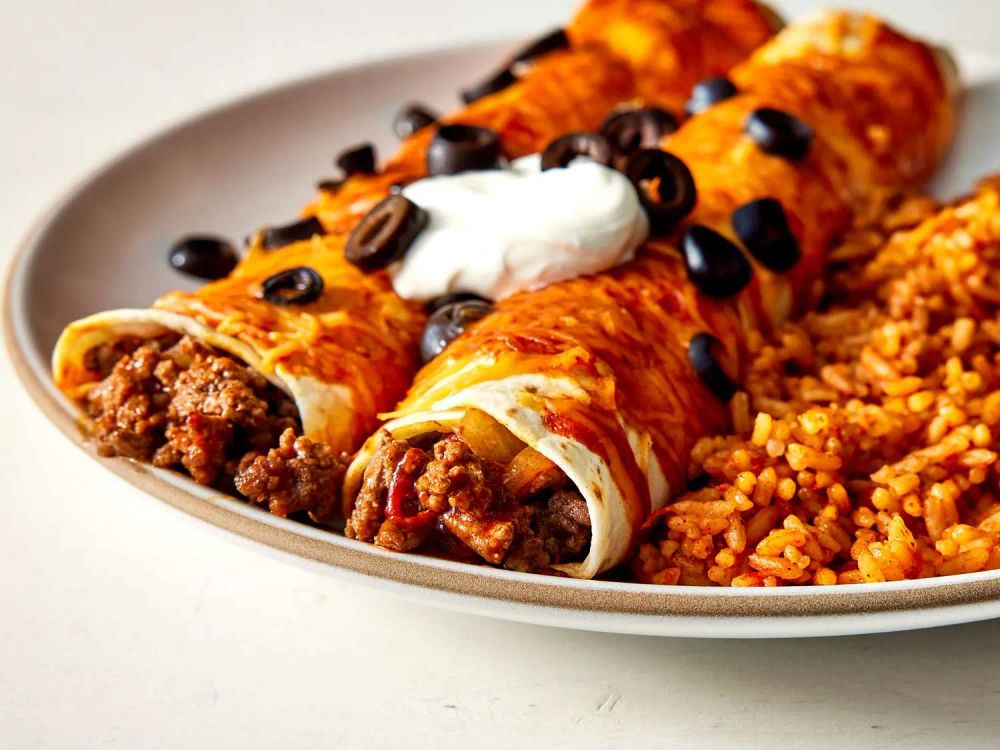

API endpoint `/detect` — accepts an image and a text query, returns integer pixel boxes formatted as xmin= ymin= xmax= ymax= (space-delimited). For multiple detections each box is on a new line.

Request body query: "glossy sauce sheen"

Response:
xmin=68 ymin=1 xmax=777 ymax=465
xmin=187 ymin=0 xmax=776 ymax=460
xmin=153 ymin=236 xmax=424 ymax=450
xmin=304 ymin=0 xmax=778 ymax=233
xmin=397 ymin=13 xmax=955 ymax=534
xmin=304 ymin=47 xmax=634 ymax=235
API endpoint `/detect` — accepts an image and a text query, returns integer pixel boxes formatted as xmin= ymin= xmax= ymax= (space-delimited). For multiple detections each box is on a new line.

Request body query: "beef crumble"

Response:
xmin=505 ymin=490 xmax=591 ymax=572
xmin=83 ymin=334 xmax=344 ymax=522
xmin=85 ymin=336 xmax=591 ymax=561
xmin=345 ymin=431 xmax=592 ymax=572
xmin=235 ymin=428 xmax=344 ymax=521
xmin=416 ymin=436 xmax=503 ymax=514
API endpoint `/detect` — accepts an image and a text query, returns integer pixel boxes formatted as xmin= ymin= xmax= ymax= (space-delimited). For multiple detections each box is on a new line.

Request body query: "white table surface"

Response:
xmin=2 ymin=1 xmax=999 ymax=747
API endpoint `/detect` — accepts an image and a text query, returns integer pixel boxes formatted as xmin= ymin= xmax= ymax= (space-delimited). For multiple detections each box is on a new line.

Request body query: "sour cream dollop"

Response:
xmin=391 ymin=154 xmax=649 ymax=302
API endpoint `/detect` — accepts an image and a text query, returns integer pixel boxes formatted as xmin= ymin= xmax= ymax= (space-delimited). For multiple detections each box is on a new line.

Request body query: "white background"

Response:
xmin=2 ymin=1 xmax=1000 ymax=748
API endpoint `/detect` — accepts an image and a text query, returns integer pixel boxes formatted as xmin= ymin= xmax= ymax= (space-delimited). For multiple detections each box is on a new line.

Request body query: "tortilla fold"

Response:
xmin=344 ymin=11 xmax=957 ymax=577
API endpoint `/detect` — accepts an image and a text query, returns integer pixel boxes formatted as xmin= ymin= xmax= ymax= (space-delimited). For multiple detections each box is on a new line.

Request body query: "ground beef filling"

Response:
xmin=345 ymin=432 xmax=592 ymax=572
xmin=84 ymin=334 xmax=345 ymax=521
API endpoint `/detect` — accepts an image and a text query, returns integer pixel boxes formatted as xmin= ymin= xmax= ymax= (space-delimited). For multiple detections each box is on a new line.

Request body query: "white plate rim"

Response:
xmin=5 ymin=41 xmax=1000 ymax=639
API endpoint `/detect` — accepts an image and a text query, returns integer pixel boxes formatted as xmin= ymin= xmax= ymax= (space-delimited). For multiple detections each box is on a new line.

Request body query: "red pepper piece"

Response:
xmin=385 ymin=448 xmax=427 ymax=520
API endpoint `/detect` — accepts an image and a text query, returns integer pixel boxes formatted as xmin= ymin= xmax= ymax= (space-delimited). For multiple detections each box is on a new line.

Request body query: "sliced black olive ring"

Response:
xmin=622 ymin=148 xmax=697 ymax=234
xmin=345 ymin=194 xmax=428 ymax=272
xmin=540 ymin=132 xmax=614 ymax=171
xmin=420 ymin=298 xmax=494 ymax=362
xmin=260 ymin=216 xmax=326 ymax=251
xmin=510 ymin=28 xmax=569 ymax=67
xmin=744 ymin=108 xmax=814 ymax=161
xmin=426 ymin=292 xmax=490 ymax=313
xmin=685 ymin=76 xmax=739 ymax=116
xmin=426 ymin=124 xmax=502 ymax=176
xmin=259 ymin=266 xmax=325 ymax=306
xmin=336 ymin=142 xmax=377 ymax=176
xmin=688 ymin=331 xmax=737 ymax=401
xmin=168 ymin=236 xmax=239 ymax=280
xmin=461 ymin=68 xmax=517 ymax=105
xmin=393 ymin=104 xmax=438 ymax=140
xmin=599 ymin=107 xmax=678 ymax=158
xmin=681 ymin=224 xmax=753 ymax=299
xmin=460 ymin=28 xmax=569 ymax=105
xmin=316 ymin=178 xmax=344 ymax=193
xmin=731 ymin=198 xmax=802 ymax=272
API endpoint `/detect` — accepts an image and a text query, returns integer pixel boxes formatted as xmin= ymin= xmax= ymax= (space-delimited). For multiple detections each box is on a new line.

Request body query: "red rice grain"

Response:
xmin=634 ymin=186 xmax=1000 ymax=586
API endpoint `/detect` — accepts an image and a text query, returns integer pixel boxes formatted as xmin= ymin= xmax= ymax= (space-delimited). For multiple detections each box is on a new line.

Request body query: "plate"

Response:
xmin=6 ymin=42 xmax=1000 ymax=638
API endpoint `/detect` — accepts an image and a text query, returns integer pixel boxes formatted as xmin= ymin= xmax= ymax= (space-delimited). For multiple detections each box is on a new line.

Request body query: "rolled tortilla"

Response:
xmin=305 ymin=0 xmax=780 ymax=233
xmin=343 ymin=11 xmax=958 ymax=578
xmin=53 ymin=235 xmax=424 ymax=454
xmin=51 ymin=0 xmax=780 ymax=505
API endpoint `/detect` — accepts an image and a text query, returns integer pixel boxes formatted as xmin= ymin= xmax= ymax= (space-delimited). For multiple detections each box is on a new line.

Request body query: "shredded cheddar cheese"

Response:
xmin=395 ymin=10 xmax=954 ymax=498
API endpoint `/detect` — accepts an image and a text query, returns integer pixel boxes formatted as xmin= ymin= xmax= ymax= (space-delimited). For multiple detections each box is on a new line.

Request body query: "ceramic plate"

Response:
xmin=7 ymin=42 xmax=1000 ymax=638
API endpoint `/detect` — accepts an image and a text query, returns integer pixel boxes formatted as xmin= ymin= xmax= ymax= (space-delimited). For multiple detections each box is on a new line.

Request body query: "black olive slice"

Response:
xmin=460 ymin=28 xmax=570 ymax=108
xmin=511 ymin=28 xmax=569 ymax=66
xmin=420 ymin=299 xmax=493 ymax=362
xmin=681 ymin=225 xmax=753 ymax=298
xmin=461 ymin=68 xmax=517 ymax=105
xmin=345 ymin=194 xmax=428 ymax=271
xmin=745 ymin=108 xmax=814 ymax=161
xmin=622 ymin=148 xmax=697 ymax=234
xmin=168 ymin=236 xmax=239 ymax=280
xmin=426 ymin=124 xmax=502 ymax=176
xmin=335 ymin=143 xmax=377 ymax=176
xmin=260 ymin=217 xmax=326 ymax=251
xmin=731 ymin=198 xmax=801 ymax=272
xmin=688 ymin=331 xmax=737 ymax=401
xmin=426 ymin=292 xmax=490 ymax=313
xmin=259 ymin=266 xmax=324 ymax=306
xmin=599 ymin=107 xmax=678 ymax=157
xmin=393 ymin=104 xmax=438 ymax=140
xmin=685 ymin=76 xmax=739 ymax=116
xmin=541 ymin=132 xmax=613 ymax=171
xmin=316 ymin=178 xmax=344 ymax=193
